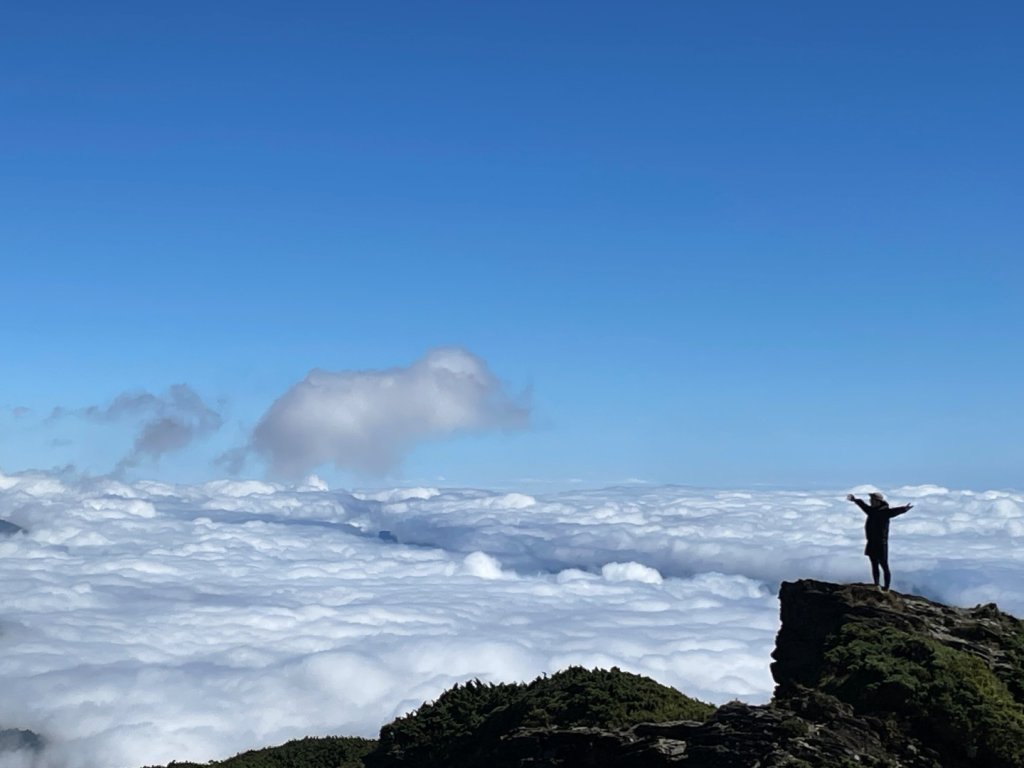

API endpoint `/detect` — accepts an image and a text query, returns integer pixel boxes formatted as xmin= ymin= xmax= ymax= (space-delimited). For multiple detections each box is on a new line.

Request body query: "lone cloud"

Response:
xmin=249 ymin=347 xmax=529 ymax=477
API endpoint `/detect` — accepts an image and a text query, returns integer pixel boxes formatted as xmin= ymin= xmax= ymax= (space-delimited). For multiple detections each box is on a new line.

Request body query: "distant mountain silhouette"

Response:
xmin=0 ymin=728 xmax=43 ymax=755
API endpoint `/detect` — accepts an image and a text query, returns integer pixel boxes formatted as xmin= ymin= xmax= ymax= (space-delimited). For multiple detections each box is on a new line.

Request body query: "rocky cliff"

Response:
xmin=369 ymin=580 xmax=1024 ymax=768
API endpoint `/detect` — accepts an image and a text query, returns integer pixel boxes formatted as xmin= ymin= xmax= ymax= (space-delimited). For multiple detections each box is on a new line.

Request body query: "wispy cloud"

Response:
xmin=49 ymin=385 xmax=223 ymax=474
xmin=246 ymin=347 xmax=529 ymax=477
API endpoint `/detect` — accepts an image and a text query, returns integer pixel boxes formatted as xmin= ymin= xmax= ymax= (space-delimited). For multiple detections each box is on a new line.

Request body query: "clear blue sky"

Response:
xmin=2 ymin=2 xmax=1021 ymax=490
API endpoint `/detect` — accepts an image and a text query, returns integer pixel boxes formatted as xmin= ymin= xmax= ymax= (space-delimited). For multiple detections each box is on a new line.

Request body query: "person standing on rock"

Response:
xmin=846 ymin=491 xmax=913 ymax=591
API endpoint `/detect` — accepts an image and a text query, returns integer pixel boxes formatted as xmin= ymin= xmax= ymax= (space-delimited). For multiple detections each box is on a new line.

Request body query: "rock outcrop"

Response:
xmin=370 ymin=580 xmax=1024 ymax=768
xmin=772 ymin=580 xmax=1024 ymax=702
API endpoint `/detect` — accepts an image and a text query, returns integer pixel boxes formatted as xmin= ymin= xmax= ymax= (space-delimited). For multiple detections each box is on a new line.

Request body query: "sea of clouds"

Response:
xmin=1 ymin=471 xmax=1021 ymax=768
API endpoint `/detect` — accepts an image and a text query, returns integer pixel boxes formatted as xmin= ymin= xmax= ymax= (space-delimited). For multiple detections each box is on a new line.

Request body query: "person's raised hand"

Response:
xmin=846 ymin=494 xmax=855 ymax=501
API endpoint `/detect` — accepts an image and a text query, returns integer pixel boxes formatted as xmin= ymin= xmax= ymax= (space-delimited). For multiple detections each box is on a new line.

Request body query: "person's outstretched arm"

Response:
xmin=846 ymin=494 xmax=872 ymax=514
xmin=888 ymin=503 xmax=914 ymax=518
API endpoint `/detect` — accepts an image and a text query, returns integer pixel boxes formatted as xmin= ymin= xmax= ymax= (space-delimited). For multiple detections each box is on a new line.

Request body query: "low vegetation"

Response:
xmin=143 ymin=736 xmax=375 ymax=768
xmin=366 ymin=666 xmax=715 ymax=767
xmin=821 ymin=622 xmax=1024 ymax=766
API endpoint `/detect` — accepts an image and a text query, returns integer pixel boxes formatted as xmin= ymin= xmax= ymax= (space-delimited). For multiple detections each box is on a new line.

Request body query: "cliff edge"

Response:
xmin=142 ymin=580 xmax=1024 ymax=768
xmin=369 ymin=580 xmax=1024 ymax=768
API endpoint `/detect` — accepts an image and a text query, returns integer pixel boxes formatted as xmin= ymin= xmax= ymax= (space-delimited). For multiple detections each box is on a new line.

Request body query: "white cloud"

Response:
xmin=0 ymin=473 xmax=1021 ymax=768
xmin=462 ymin=551 xmax=506 ymax=579
xmin=602 ymin=561 xmax=663 ymax=584
xmin=247 ymin=348 xmax=529 ymax=477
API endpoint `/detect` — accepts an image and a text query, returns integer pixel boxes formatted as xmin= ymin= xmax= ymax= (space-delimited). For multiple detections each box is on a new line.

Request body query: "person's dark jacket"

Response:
xmin=852 ymin=498 xmax=912 ymax=558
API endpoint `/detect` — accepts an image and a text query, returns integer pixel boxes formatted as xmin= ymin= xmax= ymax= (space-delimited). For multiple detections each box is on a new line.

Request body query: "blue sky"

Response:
xmin=2 ymin=2 xmax=1021 ymax=489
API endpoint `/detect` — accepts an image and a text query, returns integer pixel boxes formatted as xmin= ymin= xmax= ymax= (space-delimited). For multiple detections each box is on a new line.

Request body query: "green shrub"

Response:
xmin=820 ymin=623 xmax=1024 ymax=767
xmin=143 ymin=736 xmax=376 ymax=768
xmin=368 ymin=666 xmax=714 ymax=768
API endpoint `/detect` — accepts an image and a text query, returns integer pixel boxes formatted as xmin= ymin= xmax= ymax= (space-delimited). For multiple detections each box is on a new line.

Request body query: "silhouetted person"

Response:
xmin=846 ymin=491 xmax=913 ymax=591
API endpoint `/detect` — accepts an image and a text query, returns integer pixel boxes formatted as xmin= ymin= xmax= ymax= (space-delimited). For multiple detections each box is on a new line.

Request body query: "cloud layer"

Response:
xmin=0 ymin=474 xmax=1021 ymax=768
xmin=249 ymin=348 xmax=529 ymax=477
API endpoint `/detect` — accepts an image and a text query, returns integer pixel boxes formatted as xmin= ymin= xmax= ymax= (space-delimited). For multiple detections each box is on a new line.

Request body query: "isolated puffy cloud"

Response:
xmin=48 ymin=385 xmax=223 ymax=473
xmin=249 ymin=348 xmax=529 ymax=477
xmin=462 ymin=551 xmax=506 ymax=579
xmin=602 ymin=561 xmax=663 ymax=584
xmin=0 ymin=473 xmax=1021 ymax=768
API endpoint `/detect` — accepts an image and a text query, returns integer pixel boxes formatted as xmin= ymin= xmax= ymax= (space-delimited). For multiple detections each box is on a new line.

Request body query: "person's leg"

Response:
xmin=880 ymin=554 xmax=891 ymax=591
xmin=869 ymin=556 xmax=880 ymax=587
